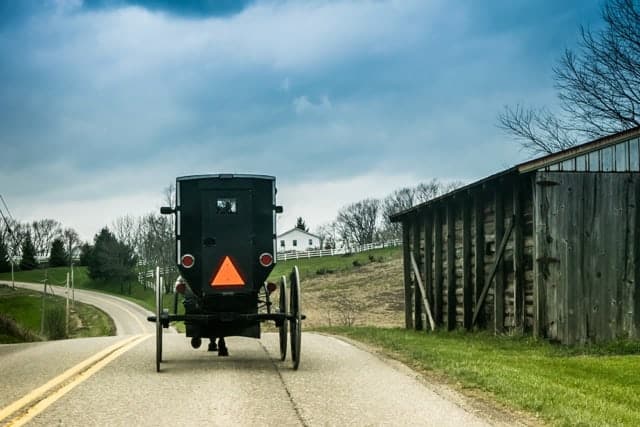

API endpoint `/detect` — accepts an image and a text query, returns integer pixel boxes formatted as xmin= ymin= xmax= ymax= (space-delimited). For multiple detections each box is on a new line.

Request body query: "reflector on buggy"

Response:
xmin=147 ymin=174 xmax=304 ymax=372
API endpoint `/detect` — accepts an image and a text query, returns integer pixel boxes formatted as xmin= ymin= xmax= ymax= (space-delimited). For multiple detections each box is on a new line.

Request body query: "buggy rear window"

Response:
xmin=216 ymin=198 xmax=237 ymax=214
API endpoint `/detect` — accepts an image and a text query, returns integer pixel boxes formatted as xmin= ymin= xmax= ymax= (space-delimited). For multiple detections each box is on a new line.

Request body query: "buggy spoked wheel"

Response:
xmin=279 ymin=275 xmax=288 ymax=361
xmin=155 ymin=266 xmax=163 ymax=373
xmin=289 ymin=266 xmax=302 ymax=370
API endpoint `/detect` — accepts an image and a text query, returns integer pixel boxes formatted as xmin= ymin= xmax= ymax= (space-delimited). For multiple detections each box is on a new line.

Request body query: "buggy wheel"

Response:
xmin=279 ymin=275 xmax=288 ymax=361
xmin=289 ymin=266 xmax=302 ymax=370
xmin=155 ymin=267 xmax=163 ymax=373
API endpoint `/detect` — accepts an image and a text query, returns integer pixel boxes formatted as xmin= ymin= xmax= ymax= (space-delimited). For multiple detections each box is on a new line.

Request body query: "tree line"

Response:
xmin=0 ymin=218 xmax=81 ymax=272
xmin=314 ymin=178 xmax=463 ymax=250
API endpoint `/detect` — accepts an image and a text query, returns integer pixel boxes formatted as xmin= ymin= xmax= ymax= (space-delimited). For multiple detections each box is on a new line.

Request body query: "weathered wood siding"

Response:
xmin=404 ymin=174 xmax=535 ymax=334
xmin=534 ymin=172 xmax=640 ymax=344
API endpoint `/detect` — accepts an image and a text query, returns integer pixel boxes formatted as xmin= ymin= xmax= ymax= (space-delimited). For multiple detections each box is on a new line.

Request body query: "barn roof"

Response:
xmin=390 ymin=126 xmax=640 ymax=222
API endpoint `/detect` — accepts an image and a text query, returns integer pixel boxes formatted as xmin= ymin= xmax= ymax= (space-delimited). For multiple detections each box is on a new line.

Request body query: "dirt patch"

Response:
xmin=274 ymin=257 xmax=405 ymax=329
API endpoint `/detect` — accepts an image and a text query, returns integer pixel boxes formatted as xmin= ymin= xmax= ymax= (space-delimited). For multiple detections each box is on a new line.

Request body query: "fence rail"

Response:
xmin=276 ymin=239 xmax=402 ymax=262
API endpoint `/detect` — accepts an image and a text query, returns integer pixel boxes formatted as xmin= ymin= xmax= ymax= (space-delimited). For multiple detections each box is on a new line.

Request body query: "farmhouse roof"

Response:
xmin=277 ymin=228 xmax=322 ymax=240
xmin=390 ymin=125 xmax=640 ymax=222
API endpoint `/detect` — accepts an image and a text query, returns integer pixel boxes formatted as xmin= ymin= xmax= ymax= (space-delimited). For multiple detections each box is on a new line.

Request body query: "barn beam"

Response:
xmin=474 ymin=191 xmax=485 ymax=327
xmin=424 ymin=212 xmax=434 ymax=328
xmin=403 ymin=223 xmax=413 ymax=329
xmin=513 ymin=178 xmax=525 ymax=330
xmin=447 ymin=203 xmax=456 ymax=330
xmin=494 ymin=186 xmax=505 ymax=333
xmin=462 ymin=198 xmax=472 ymax=330
xmin=413 ymin=213 xmax=423 ymax=331
xmin=473 ymin=216 xmax=515 ymax=327
xmin=434 ymin=208 xmax=444 ymax=325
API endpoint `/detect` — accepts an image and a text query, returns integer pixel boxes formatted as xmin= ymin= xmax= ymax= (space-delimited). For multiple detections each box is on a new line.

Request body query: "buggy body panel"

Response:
xmin=174 ymin=174 xmax=277 ymax=339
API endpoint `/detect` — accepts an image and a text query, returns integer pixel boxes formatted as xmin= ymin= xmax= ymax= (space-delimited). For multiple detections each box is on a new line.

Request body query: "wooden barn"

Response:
xmin=390 ymin=127 xmax=640 ymax=344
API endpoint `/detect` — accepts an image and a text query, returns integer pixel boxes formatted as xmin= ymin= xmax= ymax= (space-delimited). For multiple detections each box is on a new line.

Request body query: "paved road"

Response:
xmin=0 ymin=282 xmax=502 ymax=426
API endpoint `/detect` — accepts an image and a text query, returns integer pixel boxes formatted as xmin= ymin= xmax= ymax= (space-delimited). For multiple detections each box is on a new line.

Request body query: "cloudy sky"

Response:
xmin=0 ymin=0 xmax=603 ymax=241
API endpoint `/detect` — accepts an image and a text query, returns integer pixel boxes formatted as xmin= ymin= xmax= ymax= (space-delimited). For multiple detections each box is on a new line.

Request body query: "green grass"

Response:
xmin=323 ymin=327 xmax=640 ymax=426
xmin=268 ymin=246 xmax=401 ymax=282
xmin=0 ymin=285 xmax=115 ymax=342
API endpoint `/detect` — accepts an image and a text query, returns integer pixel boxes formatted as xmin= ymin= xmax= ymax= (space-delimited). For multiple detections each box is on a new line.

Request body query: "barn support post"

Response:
xmin=413 ymin=214 xmax=423 ymax=331
xmin=634 ymin=179 xmax=640 ymax=338
xmin=424 ymin=212 xmax=434 ymax=327
xmin=403 ymin=223 xmax=413 ymax=329
xmin=533 ymin=174 xmax=544 ymax=338
xmin=494 ymin=185 xmax=505 ymax=333
xmin=462 ymin=197 xmax=472 ymax=330
xmin=447 ymin=202 xmax=456 ymax=330
xmin=474 ymin=191 xmax=485 ymax=327
xmin=434 ymin=208 xmax=444 ymax=325
xmin=513 ymin=178 xmax=525 ymax=330
xmin=473 ymin=217 xmax=514 ymax=326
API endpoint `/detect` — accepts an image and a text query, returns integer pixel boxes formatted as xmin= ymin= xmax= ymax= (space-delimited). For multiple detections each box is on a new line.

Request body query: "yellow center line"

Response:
xmin=0 ymin=334 xmax=151 ymax=426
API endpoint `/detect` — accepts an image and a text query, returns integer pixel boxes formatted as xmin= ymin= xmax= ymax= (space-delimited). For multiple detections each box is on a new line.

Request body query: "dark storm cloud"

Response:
xmin=82 ymin=0 xmax=256 ymax=17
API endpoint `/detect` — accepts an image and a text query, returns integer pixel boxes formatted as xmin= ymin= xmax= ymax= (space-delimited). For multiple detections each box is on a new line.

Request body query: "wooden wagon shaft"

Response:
xmin=472 ymin=215 xmax=515 ymax=327
xmin=410 ymin=252 xmax=436 ymax=331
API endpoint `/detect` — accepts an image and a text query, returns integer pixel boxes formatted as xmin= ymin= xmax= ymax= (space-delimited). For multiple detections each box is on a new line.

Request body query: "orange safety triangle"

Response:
xmin=211 ymin=256 xmax=245 ymax=287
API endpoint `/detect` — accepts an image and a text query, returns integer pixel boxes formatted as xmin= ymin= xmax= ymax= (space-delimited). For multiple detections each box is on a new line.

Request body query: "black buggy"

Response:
xmin=147 ymin=174 xmax=303 ymax=372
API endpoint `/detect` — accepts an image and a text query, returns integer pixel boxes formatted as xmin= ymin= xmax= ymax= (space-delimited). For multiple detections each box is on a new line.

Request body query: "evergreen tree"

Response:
xmin=0 ymin=234 xmax=11 ymax=273
xmin=49 ymin=238 xmax=67 ymax=268
xmin=79 ymin=243 xmax=93 ymax=266
xmin=87 ymin=228 xmax=137 ymax=285
xmin=19 ymin=232 xmax=37 ymax=271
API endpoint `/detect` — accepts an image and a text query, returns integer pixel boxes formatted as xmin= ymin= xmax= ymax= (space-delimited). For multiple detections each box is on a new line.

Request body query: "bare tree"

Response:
xmin=499 ymin=0 xmax=640 ymax=154
xmin=137 ymin=213 xmax=174 ymax=269
xmin=380 ymin=187 xmax=416 ymax=240
xmin=380 ymin=179 xmax=466 ymax=240
xmin=335 ymin=199 xmax=380 ymax=247
xmin=415 ymin=179 xmax=465 ymax=204
xmin=0 ymin=219 xmax=27 ymax=259
xmin=31 ymin=219 xmax=62 ymax=257
xmin=316 ymin=221 xmax=338 ymax=249
xmin=62 ymin=228 xmax=80 ymax=265
xmin=112 ymin=215 xmax=138 ymax=251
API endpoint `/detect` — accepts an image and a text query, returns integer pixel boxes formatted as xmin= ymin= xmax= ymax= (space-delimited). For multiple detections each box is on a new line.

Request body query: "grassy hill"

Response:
xmin=0 ymin=284 xmax=115 ymax=343
xmin=268 ymin=246 xmax=404 ymax=328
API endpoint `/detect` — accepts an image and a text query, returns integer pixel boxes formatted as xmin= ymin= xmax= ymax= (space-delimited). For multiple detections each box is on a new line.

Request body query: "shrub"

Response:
xmin=352 ymin=259 xmax=362 ymax=267
xmin=44 ymin=305 xmax=67 ymax=340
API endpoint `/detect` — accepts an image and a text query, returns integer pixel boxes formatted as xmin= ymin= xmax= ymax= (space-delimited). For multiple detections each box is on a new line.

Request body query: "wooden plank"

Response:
xmin=402 ymin=223 xmax=413 ymax=329
xmin=424 ymin=212 xmax=434 ymax=320
xmin=533 ymin=173 xmax=545 ymax=338
xmin=413 ymin=214 xmax=423 ymax=331
xmin=634 ymin=177 xmax=640 ymax=338
xmin=494 ymin=186 xmax=505 ymax=333
xmin=434 ymin=208 xmax=443 ymax=325
xmin=411 ymin=252 xmax=436 ymax=331
xmin=447 ymin=202 xmax=456 ymax=330
xmin=474 ymin=191 xmax=485 ymax=327
xmin=462 ymin=197 xmax=472 ymax=330
xmin=473 ymin=216 xmax=515 ymax=326
xmin=513 ymin=178 xmax=525 ymax=330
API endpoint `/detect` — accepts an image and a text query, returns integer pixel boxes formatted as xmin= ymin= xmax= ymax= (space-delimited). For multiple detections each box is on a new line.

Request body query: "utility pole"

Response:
xmin=0 ymin=194 xmax=19 ymax=290
xmin=40 ymin=269 xmax=48 ymax=336
xmin=65 ymin=272 xmax=70 ymax=336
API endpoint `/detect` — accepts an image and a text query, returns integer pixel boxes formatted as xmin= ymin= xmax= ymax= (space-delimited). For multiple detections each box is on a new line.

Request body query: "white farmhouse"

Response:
xmin=277 ymin=228 xmax=322 ymax=252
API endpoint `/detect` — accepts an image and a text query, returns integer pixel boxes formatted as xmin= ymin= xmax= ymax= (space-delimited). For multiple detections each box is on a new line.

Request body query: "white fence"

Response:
xmin=138 ymin=266 xmax=175 ymax=289
xmin=276 ymin=239 xmax=402 ymax=262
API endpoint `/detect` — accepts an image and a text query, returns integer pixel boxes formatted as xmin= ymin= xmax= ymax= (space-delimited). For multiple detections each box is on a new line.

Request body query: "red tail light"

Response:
xmin=259 ymin=252 xmax=273 ymax=267
xmin=181 ymin=254 xmax=195 ymax=268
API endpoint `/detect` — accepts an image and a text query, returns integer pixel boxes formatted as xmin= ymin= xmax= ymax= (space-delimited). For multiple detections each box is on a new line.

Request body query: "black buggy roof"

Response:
xmin=177 ymin=174 xmax=275 ymax=181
